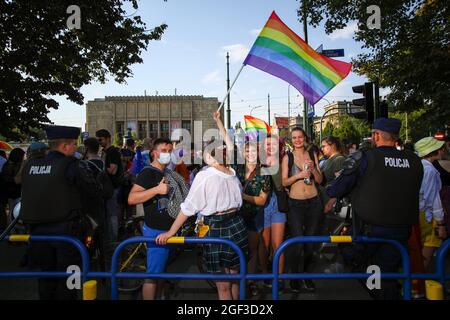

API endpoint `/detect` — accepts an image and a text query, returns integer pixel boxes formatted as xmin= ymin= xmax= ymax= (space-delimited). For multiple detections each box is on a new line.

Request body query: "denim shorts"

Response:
xmin=255 ymin=191 xmax=287 ymax=231
xmin=142 ymin=224 xmax=174 ymax=273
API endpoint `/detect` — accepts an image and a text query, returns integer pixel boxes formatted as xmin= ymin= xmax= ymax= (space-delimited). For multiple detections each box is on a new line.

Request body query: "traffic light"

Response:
xmin=378 ymin=100 xmax=389 ymax=118
xmin=352 ymin=82 xmax=375 ymax=124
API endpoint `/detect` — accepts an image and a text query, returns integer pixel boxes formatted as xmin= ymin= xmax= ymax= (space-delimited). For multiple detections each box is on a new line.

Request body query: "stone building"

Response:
xmin=313 ymin=101 xmax=364 ymax=135
xmin=85 ymin=95 xmax=221 ymax=141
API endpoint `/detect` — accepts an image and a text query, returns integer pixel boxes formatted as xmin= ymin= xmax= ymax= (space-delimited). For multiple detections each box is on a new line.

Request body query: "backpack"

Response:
xmin=79 ymin=160 xmax=114 ymax=199
xmin=87 ymin=160 xmax=115 ymax=199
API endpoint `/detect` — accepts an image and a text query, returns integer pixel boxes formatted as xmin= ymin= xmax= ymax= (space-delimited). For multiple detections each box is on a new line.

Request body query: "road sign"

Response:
xmin=307 ymin=103 xmax=315 ymax=118
xmin=322 ymin=49 xmax=345 ymax=57
xmin=81 ymin=132 xmax=89 ymax=140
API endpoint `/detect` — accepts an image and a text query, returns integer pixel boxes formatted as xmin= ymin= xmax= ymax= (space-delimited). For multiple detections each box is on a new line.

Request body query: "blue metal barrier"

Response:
xmin=0 ymin=235 xmax=90 ymax=284
xmin=271 ymin=236 xmax=412 ymax=300
xmin=1 ymin=234 xmax=449 ymax=300
xmin=436 ymin=238 xmax=450 ymax=286
xmin=110 ymin=236 xmax=247 ymax=300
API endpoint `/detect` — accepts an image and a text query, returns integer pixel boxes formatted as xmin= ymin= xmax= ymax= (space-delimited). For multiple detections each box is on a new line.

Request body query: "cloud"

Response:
xmin=202 ymin=70 xmax=221 ymax=85
xmin=221 ymin=44 xmax=249 ymax=63
xmin=250 ymin=28 xmax=261 ymax=36
xmin=328 ymin=22 xmax=358 ymax=40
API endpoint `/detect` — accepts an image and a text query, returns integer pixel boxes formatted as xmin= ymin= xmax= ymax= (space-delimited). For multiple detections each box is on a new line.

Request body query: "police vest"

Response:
xmin=21 ymin=155 xmax=82 ymax=224
xmin=351 ymin=148 xmax=423 ymax=226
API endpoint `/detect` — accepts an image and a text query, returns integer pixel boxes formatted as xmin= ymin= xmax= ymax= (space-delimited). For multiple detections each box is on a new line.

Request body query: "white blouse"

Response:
xmin=180 ymin=166 xmax=243 ymax=217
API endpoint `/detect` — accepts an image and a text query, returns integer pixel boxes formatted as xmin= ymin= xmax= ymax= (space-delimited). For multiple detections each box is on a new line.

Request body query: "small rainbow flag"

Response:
xmin=244 ymin=11 xmax=352 ymax=106
xmin=244 ymin=115 xmax=271 ymax=140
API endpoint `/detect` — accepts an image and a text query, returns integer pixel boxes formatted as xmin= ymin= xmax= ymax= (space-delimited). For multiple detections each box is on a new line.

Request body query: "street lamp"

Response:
xmin=250 ymin=105 xmax=263 ymax=116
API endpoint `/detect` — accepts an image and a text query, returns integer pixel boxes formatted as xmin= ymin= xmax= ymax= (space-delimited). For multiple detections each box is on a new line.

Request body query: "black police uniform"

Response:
xmin=20 ymin=126 xmax=84 ymax=300
xmin=326 ymin=119 xmax=423 ymax=300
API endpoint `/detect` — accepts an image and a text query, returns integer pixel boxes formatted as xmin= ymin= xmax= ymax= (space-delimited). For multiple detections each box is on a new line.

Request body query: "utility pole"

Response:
xmin=302 ymin=2 xmax=309 ymax=136
xmin=226 ymin=52 xmax=231 ymax=129
xmin=268 ymin=94 xmax=271 ymax=125
xmin=288 ymin=85 xmax=291 ymax=131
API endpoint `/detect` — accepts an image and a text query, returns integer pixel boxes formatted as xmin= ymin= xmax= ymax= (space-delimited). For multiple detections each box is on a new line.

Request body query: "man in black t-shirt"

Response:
xmin=128 ymin=138 xmax=173 ymax=300
xmin=96 ymin=129 xmax=123 ymax=243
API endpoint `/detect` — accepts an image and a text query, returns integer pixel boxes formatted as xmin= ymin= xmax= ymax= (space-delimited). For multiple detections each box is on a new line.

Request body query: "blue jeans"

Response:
xmin=105 ymin=188 xmax=120 ymax=243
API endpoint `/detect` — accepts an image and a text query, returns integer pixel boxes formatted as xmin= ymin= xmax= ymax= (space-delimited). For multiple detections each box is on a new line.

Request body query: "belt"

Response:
xmin=216 ymin=208 xmax=238 ymax=215
xmin=204 ymin=210 xmax=238 ymax=225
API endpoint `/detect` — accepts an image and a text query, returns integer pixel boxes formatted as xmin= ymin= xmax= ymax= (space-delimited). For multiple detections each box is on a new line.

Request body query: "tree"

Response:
xmin=299 ymin=0 xmax=449 ymax=129
xmin=331 ymin=114 xmax=370 ymax=144
xmin=322 ymin=121 xmax=334 ymax=138
xmin=114 ymin=132 xmax=123 ymax=147
xmin=390 ymin=108 xmax=436 ymax=142
xmin=0 ymin=0 xmax=167 ymax=139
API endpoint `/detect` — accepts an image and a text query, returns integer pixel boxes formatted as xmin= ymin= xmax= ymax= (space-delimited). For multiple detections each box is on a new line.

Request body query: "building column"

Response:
xmin=146 ymin=100 xmax=149 ymax=138
xmin=158 ymin=102 xmax=161 ymax=137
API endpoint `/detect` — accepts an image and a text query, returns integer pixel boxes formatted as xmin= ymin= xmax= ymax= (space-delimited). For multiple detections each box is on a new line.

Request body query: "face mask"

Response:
xmin=158 ymin=152 xmax=171 ymax=165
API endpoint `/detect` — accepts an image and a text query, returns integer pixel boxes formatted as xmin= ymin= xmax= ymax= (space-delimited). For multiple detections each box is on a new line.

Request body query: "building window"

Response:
xmin=149 ymin=121 xmax=158 ymax=139
xmin=182 ymin=120 xmax=191 ymax=133
xmin=160 ymin=121 xmax=169 ymax=138
xmin=116 ymin=122 xmax=125 ymax=136
xmin=138 ymin=121 xmax=147 ymax=140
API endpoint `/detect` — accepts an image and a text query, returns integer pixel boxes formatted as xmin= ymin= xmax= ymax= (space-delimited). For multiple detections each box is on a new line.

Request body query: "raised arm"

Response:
xmin=213 ymin=111 xmax=234 ymax=151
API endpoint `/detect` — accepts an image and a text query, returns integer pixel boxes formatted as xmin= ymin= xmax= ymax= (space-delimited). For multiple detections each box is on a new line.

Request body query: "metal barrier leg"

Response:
xmin=83 ymin=280 xmax=97 ymax=300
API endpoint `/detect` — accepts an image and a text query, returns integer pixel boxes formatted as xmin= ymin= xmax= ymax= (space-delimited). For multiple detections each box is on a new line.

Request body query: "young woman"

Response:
xmin=234 ymin=141 xmax=270 ymax=295
xmin=156 ymin=114 xmax=248 ymax=300
xmin=257 ymin=134 xmax=287 ymax=287
xmin=281 ymin=127 xmax=323 ymax=292
xmin=320 ymin=136 xmax=345 ymax=189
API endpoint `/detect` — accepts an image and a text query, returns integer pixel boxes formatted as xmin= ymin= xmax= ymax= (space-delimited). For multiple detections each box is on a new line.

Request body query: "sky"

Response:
xmin=49 ymin=0 xmax=375 ymax=130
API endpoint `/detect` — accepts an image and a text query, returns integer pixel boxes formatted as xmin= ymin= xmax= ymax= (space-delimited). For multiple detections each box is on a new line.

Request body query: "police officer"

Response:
xmin=325 ymin=118 xmax=423 ymax=300
xmin=21 ymin=125 xmax=88 ymax=300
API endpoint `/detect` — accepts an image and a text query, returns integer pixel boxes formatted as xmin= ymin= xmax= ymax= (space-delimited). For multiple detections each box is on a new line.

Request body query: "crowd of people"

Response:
xmin=0 ymin=114 xmax=449 ymax=301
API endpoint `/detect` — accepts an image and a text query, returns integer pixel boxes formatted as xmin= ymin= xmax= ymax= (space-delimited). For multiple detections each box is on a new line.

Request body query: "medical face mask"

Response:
xmin=158 ymin=152 xmax=171 ymax=165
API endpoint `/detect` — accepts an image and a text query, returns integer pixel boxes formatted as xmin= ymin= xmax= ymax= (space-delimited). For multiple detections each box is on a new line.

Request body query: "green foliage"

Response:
xmin=390 ymin=109 xmax=437 ymax=142
xmin=299 ymin=0 xmax=449 ymax=129
xmin=113 ymin=132 xmax=122 ymax=147
xmin=0 ymin=0 xmax=167 ymax=139
xmin=322 ymin=121 xmax=334 ymax=138
xmin=331 ymin=114 xmax=370 ymax=144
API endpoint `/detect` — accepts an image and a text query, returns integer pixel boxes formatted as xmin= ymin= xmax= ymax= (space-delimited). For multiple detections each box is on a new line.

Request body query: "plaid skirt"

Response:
xmin=202 ymin=212 xmax=248 ymax=273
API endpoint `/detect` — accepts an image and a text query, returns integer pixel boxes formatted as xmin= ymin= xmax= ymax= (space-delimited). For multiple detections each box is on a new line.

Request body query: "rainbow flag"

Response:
xmin=244 ymin=115 xmax=271 ymax=140
xmin=244 ymin=11 xmax=352 ymax=106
